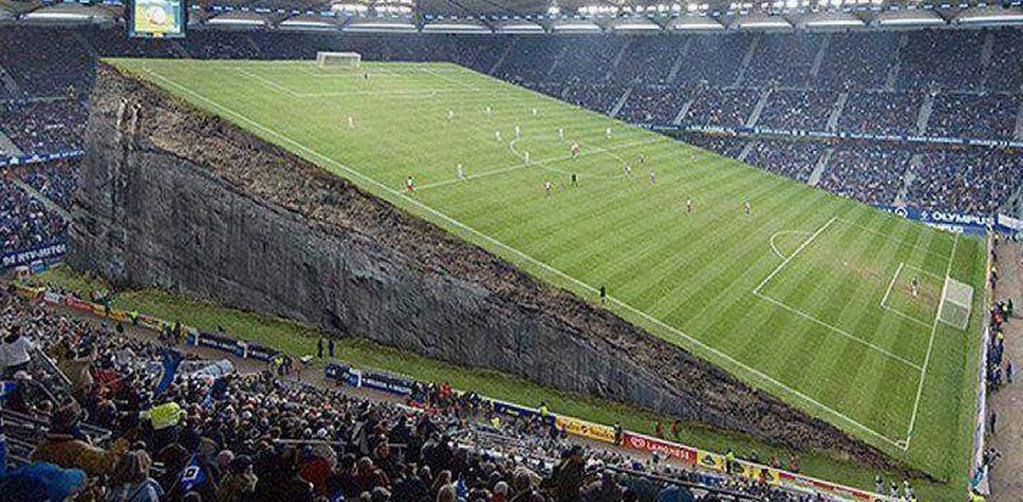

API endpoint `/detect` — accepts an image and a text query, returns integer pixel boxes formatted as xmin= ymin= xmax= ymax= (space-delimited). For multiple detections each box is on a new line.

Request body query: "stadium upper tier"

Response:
xmin=1 ymin=25 xmax=1021 ymax=218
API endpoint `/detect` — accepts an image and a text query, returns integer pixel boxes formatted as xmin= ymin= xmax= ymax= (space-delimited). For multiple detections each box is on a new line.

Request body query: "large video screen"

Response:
xmin=130 ymin=0 xmax=185 ymax=39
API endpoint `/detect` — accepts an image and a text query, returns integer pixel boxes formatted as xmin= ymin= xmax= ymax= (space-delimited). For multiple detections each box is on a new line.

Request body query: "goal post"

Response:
xmin=938 ymin=277 xmax=973 ymax=330
xmin=316 ymin=51 xmax=361 ymax=69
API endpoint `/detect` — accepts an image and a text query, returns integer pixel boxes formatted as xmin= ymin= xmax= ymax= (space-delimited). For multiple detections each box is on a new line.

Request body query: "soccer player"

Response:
xmin=605 ymin=127 xmax=612 ymax=138
xmin=544 ymin=180 xmax=553 ymax=196
xmin=495 ymin=130 xmax=502 ymax=141
xmin=638 ymin=153 xmax=645 ymax=165
xmin=911 ymin=277 xmax=919 ymax=297
xmin=570 ymin=142 xmax=580 ymax=159
xmin=624 ymin=164 xmax=632 ymax=177
xmin=515 ymin=125 xmax=521 ymax=138
xmin=457 ymin=164 xmax=465 ymax=181
xmin=524 ymin=151 xmax=530 ymax=164
xmin=686 ymin=199 xmax=692 ymax=214
xmin=448 ymin=109 xmax=455 ymax=120
xmin=649 ymin=170 xmax=656 ymax=185
xmin=485 ymin=105 xmax=492 ymax=115
xmin=571 ymin=173 xmax=578 ymax=187
xmin=347 ymin=116 xmax=355 ymax=129
xmin=558 ymin=128 xmax=564 ymax=141
xmin=404 ymin=176 xmax=415 ymax=194
xmin=744 ymin=201 xmax=751 ymax=215
xmin=599 ymin=285 xmax=607 ymax=304
xmin=531 ymin=107 xmax=538 ymax=116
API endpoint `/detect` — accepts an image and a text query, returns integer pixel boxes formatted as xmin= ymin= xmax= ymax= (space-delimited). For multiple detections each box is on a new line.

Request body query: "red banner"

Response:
xmin=621 ymin=431 xmax=698 ymax=465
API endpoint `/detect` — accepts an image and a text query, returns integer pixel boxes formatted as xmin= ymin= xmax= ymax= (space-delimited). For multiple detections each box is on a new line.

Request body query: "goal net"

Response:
xmin=317 ymin=51 xmax=361 ymax=69
xmin=938 ymin=277 xmax=973 ymax=330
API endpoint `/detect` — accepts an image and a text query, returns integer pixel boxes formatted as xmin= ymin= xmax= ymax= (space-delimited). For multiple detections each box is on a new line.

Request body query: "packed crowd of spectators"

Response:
xmin=741 ymin=33 xmax=820 ymax=87
xmin=757 ymin=90 xmax=838 ymax=132
xmin=898 ymin=29 xmax=986 ymax=92
xmin=678 ymin=134 xmax=748 ymax=160
xmin=19 ymin=159 xmax=81 ymax=210
xmin=817 ymin=145 xmax=913 ymax=206
xmin=838 ymin=91 xmax=924 ymax=137
xmin=987 ymin=29 xmax=1023 ymax=93
xmin=0 ymin=177 xmax=67 ymax=257
xmin=682 ymin=87 xmax=761 ymax=128
xmin=910 ymin=147 xmax=1023 ymax=214
xmin=617 ymin=85 xmax=689 ymax=125
xmin=0 ymin=99 xmax=87 ymax=157
xmin=927 ymin=93 xmax=1020 ymax=140
xmin=743 ymin=140 xmax=824 ymax=183
xmin=0 ymin=289 xmax=815 ymax=501
xmin=816 ymin=32 xmax=898 ymax=90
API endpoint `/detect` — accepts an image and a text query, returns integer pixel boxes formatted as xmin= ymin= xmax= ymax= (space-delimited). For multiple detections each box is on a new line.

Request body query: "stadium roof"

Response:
xmin=4 ymin=0 xmax=1023 ymax=30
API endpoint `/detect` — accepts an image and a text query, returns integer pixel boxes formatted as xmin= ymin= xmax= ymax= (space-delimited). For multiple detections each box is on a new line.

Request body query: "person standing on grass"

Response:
xmin=328 ymin=338 xmax=336 ymax=358
xmin=317 ymin=338 xmax=324 ymax=359
xmin=990 ymin=411 xmax=997 ymax=435
xmin=599 ymin=286 xmax=607 ymax=304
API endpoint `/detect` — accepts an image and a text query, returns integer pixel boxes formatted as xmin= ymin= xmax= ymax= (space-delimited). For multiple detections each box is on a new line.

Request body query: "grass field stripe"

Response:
xmin=417 ymin=137 xmax=666 ymax=190
xmin=881 ymin=262 xmax=904 ymax=309
xmin=752 ymin=290 xmax=922 ymax=370
xmin=836 ymin=218 xmax=950 ymax=262
xmin=752 ymin=216 xmax=836 ymax=295
xmin=237 ymin=69 xmax=300 ymax=97
xmin=139 ymin=67 xmax=907 ymax=452
xmin=904 ymin=232 xmax=958 ymax=447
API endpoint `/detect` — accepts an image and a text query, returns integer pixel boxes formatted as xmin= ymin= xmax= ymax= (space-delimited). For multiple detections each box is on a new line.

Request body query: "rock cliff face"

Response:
xmin=72 ymin=64 xmax=902 ymax=470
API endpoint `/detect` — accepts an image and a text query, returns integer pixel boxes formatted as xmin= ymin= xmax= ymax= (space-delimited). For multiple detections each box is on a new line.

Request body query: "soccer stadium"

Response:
xmin=0 ymin=0 xmax=1021 ymax=501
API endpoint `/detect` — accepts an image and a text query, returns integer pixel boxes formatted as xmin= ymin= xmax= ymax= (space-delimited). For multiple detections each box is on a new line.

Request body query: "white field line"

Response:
xmin=768 ymin=230 xmax=811 ymax=260
xmin=141 ymin=68 xmax=908 ymax=452
xmin=903 ymin=263 xmax=946 ymax=281
xmin=836 ymin=218 xmax=950 ymax=262
xmin=423 ymin=66 xmax=480 ymax=91
xmin=904 ymin=232 xmax=958 ymax=448
xmin=880 ymin=262 xmax=904 ymax=309
xmin=237 ymin=69 xmax=300 ymax=97
xmin=752 ymin=291 xmax=923 ymax=370
xmin=418 ymin=136 xmax=665 ymax=191
xmin=754 ymin=218 xmax=924 ymax=368
xmin=878 ymin=262 xmax=943 ymax=329
xmin=753 ymin=217 xmax=836 ymax=295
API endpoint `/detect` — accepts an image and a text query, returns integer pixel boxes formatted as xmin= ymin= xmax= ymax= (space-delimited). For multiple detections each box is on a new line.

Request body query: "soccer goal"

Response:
xmin=938 ymin=277 xmax=974 ymax=330
xmin=316 ymin=51 xmax=361 ymax=69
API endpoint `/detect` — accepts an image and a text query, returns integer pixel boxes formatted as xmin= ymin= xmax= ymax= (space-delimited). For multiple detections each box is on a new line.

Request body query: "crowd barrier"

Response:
xmin=13 ymin=284 xmax=890 ymax=501
xmin=1 ymin=240 xmax=67 ymax=270
xmin=0 ymin=150 xmax=82 ymax=169
xmin=649 ymin=124 xmax=1023 ymax=150
xmin=322 ymin=360 xmax=890 ymax=501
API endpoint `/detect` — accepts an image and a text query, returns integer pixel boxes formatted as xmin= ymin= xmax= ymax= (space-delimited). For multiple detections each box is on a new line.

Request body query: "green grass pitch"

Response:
xmin=111 ymin=59 xmax=987 ymax=481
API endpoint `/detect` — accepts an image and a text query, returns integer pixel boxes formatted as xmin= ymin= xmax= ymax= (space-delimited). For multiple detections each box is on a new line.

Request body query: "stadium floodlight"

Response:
xmin=317 ymin=51 xmax=361 ymax=69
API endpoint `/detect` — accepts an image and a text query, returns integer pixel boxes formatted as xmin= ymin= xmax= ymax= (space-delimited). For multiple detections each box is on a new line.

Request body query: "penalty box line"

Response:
xmin=141 ymin=69 xmax=910 ymax=453
xmin=904 ymin=232 xmax=958 ymax=449
xmin=417 ymin=136 xmax=668 ymax=191
xmin=879 ymin=262 xmax=940 ymax=330
xmin=752 ymin=218 xmax=924 ymax=371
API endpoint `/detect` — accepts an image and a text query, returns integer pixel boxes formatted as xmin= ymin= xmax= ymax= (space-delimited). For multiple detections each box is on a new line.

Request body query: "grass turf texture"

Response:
xmin=109 ymin=59 xmax=986 ymax=485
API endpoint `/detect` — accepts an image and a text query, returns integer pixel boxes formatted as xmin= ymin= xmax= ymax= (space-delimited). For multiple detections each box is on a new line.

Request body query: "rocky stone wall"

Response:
xmin=71 ymin=63 xmax=907 ymax=472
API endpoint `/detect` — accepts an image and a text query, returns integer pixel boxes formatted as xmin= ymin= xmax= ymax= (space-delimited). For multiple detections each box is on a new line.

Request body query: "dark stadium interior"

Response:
xmin=2 ymin=1 xmax=1023 ymax=501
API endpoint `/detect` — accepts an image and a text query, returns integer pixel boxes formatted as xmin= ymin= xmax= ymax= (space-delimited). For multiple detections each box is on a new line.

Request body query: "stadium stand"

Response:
xmin=0 ymin=290 xmax=808 ymax=501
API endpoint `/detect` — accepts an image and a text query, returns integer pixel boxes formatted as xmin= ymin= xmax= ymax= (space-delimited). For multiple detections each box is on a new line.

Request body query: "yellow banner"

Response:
xmin=554 ymin=416 xmax=617 ymax=444
xmin=696 ymin=451 xmax=725 ymax=472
